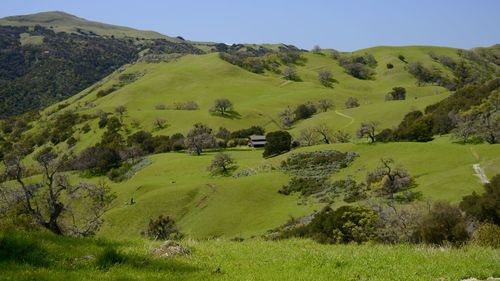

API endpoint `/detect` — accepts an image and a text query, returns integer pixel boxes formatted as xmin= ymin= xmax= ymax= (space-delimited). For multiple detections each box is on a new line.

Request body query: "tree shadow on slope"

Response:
xmin=210 ymin=110 xmax=242 ymax=120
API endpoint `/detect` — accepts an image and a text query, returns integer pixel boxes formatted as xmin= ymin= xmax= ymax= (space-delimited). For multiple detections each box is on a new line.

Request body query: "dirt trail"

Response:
xmin=334 ymin=110 xmax=355 ymax=128
xmin=469 ymin=148 xmax=490 ymax=184
xmin=473 ymin=164 xmax=490 ymax=184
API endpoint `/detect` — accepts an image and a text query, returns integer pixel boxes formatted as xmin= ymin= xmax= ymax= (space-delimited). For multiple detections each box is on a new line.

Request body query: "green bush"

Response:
xmin=281 ymin=206 xmax=378 ymax=244
xmin=460 ymin=174 xmax=500 ymax=225
xmin=142 ymin=215 xmax=181 ymax=240
xmin=418 ymin=201 xmax=469 ymax=246
xmin=472 ymin=223 xmax=500 ymax=248
xmin=263 ymin=131 xmax=292 ymax=158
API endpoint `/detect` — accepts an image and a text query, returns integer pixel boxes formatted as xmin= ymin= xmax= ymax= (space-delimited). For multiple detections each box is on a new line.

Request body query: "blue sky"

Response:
xmin=1 ymin=0 xmax=499 ymax=51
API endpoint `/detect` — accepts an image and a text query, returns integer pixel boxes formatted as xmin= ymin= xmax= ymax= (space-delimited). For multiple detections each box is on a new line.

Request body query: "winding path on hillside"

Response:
xmin=334 ymin=110 xmax=355 ymax=128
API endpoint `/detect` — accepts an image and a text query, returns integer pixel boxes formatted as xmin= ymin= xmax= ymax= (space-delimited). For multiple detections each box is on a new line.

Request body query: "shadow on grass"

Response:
xmin=95 ymin=246 xmax=197 ymax=273
xmin=0 ymin=230 xmax=200 ymax=275
xmin=210 ymin=110 xmax=242 ymax=120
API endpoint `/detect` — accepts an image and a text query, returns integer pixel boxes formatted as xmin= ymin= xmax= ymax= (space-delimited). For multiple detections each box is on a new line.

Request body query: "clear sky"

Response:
xmin=1 ymin=0 xmax=499 ymax=51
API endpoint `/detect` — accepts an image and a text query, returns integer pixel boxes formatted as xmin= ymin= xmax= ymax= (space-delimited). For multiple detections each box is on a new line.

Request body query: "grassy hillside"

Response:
xmin=1 ymin=230 xmax=498 ymax=281
xmin=0 ymin=11 xmax=178 ymax=41
xmin=5 ymin=45 xmax=495 ymax=240
xmin=95 ymin=140 xmax=500 ymax=240
xmin=43 ymin=45 xmax=459 ymax=141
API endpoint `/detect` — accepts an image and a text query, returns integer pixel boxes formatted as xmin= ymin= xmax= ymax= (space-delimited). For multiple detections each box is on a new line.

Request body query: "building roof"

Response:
xmin=249 ymin=135 xmax=266 ymax=141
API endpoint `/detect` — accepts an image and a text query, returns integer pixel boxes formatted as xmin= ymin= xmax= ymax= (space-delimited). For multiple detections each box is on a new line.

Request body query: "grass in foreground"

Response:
xmin=1 ymin=231 xmax=499 ymax=281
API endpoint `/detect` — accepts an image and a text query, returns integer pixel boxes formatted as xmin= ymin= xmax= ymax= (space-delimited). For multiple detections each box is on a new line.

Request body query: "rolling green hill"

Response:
xmin=42 ymin=46 xmax=458 ymax=139
xmin=4 ymin=43 xmax=498 ymax=239
xmin=1 ymin=12 xmax=499 ymax=281
xmin=0 ymin=11 xmax=178 ymax=41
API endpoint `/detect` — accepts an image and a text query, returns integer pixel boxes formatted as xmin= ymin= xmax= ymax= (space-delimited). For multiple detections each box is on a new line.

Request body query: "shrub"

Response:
xmin=281 ymin=150 xmax=358 ymax=177
xmin=460 ymin=174 xmax=500 ymax=225
xmin=472 ymin=223 xmax=500 ymax=248
xmin=345 ymin=97 xmax=360 ymax=108
xmin=74 ymin=145 xmax=121 ymax=175
xmin=418 ymin=201 xmax=468 ymax=246
xmin=318 ymin=70 xmax=334 ymax=87
xmin=81 ymin=123 xmax=91 ymax=133
xmin=170 ymin=133 xmax=186 ymax=151
xmin=155 ymin=104 xmax=166 ymax=110
xmin=333 ymin=177 xmax=367 ymax=203
xmin=338 ymin=53 xmax=377 ymax=79
xmin=283 ymin=206 xmax=377 ymax=244
xmin=66 ymin=136 xmax=77 ymax=148
xmin=293 ymin=103 xmax=317 ymax=121
xmin=173 ymin=101 xmax=199 ymax=110
xmin=142 ymin=215 xmax=180 ymax=240
xmin=386 ymin=63 xmax=394 ymax=69
xmin=280 ymin=176 xmax=331 ymax=196
xmin=398 ymin=55 xmax=407 ymax=63
xmin=279 ymin=150 xmax=358 ymax=197
xmin=263 ymin=131 xmax=292 ymax=157
xmin=391 ymin=111 xmax=434 ymax=142
xmin=283 ymin=67 xmax=300 ymax=81
xmin=230 ymin=126 xmax=265 ymax=139
xmin=385 ymin=87 xmax=406 ymax=101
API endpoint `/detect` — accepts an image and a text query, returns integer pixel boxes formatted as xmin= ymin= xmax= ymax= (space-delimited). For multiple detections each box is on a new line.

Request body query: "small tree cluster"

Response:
xmin=338 ymin=53 xmax=377 ymax=79
xmin=345 ymin=97 xmax=360 ymax=108
xmin=173 ymin=101 xmax=199 ymax=110
xmin=385 ymin=87 xmax=406 ymax=101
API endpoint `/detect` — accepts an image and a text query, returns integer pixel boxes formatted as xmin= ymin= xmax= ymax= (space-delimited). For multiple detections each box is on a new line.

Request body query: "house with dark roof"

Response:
xmin=248 ymin=135 xmax=266 ymax=147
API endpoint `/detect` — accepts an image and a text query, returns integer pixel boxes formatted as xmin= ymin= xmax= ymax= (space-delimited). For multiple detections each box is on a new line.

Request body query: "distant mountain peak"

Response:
xmin=0 ymin=10 xmax=177 ymax=41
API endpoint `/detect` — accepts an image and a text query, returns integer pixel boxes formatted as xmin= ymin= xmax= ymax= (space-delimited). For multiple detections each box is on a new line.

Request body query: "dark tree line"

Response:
xmin=0 ymin=25 xmax=204 ymax=118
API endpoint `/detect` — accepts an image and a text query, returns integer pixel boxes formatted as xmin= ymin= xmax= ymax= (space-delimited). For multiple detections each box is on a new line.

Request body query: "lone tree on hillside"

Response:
xmin=318 ymin=70 xmax=334 ymax=87
xmin=317 ymin=99 xmax=334 ymax=112
xmin=0 ymin=146 xmax=115 ymax=236
xmin=299 ymin=128 xmax=319 ymax=146
xmin=185 ymin=123 xmax=216 ymax=155
xmin=210 ymin=99 xmax=233 ymax=116
xmin=366 ymin=158 xmax=416 ymax=198
xmin=115 ymin=105 xmax=127 ymax=122
xmin=208 ymin=152 xmax=236 ymax=175
xmin=314 ymin=123 xmax=333 ymax=144
xmin=263 ymin=131 xmax=292 ymax=158
xmin=345 ymin=97 xmax=360 ymax=108
xmin=279 ymin=108 xmax=293 ymax=129
xmin=333 ymin=130 xmax=351 ymax=143
xmin=356 ymin=121 xmax=380 ymax=143
xmin=312 ymin=45 xmax=322 ymax=54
